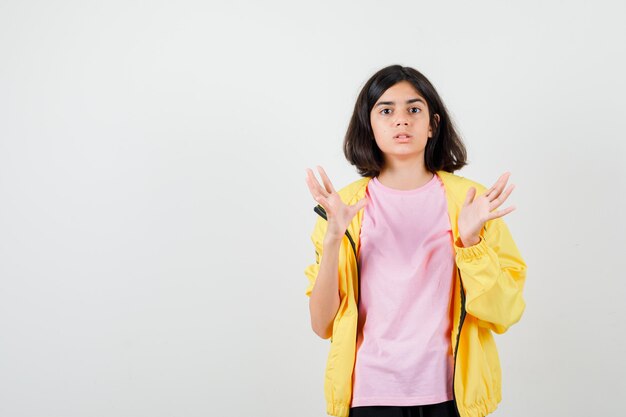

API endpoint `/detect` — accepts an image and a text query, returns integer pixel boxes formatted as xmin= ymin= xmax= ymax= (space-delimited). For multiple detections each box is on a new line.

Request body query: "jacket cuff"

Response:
xmin=454 ymin=235 xmax=488 ymax=261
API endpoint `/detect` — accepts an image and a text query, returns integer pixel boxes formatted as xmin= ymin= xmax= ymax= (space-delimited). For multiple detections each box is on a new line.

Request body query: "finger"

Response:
xmin=305 ymin=168 xmax=329 ymax=199
xmin=463 ymin=187 xmax=476 ymax=207
xmin=485 ymin=172 xmax=507 ymax=199
xmin=486 ymin=172 xmax=511 ymax=201
xmin=306 ymin=168 xmax=330 ymax=199
xmin=483 ymin=174 xmax=502 ymax=197
xmin=489 ymin=184 xmax=515 ymax=210
xmin=314 ymin=194 xmax=331 ymax=212
xmin=305 ymin=176 xmax=330 ymax=209
xmin=487 ymin=205 xmax=516 ymax=221
xmin=316 ymin=165 xmax=337 ymax=194
xmin=305 ymin=169 xmax=322 ymax=196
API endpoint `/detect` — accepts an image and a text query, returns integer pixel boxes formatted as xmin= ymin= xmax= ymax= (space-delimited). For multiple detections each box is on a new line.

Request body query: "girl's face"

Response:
xmin=370 ymin=80 xmax=439 ymax=164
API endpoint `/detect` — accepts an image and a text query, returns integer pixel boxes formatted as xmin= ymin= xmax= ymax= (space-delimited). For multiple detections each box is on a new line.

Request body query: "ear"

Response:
xmin=428 ymin=113 xmax=440 ymax=138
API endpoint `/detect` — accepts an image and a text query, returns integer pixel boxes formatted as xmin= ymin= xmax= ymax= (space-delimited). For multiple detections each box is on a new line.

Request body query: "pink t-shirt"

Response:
xmin=350 ymin=173 xmax=456 ymax=407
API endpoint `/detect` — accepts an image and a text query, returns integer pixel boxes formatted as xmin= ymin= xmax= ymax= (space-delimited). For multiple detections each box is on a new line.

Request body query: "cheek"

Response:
xmin=373 ymin=125 xmax=387 ymax=137
xmin=371 ymin=117 xmax=388 ymax=134
xmin=371 ymin=124 xmax=388 ymax=143
xmin=370 ymin=125 xmax=386 ymax=147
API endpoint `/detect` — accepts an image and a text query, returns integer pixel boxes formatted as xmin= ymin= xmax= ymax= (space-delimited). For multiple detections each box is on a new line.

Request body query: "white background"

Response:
xmin=1 ymin=1 xmax=625 ymax=416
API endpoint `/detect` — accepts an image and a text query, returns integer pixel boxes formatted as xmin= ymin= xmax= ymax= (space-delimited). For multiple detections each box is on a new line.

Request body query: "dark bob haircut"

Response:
xmin=343 ymin=65 xmax=468 ymax=177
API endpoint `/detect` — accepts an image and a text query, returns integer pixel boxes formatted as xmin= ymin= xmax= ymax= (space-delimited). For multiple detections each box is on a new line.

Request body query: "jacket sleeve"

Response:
xmin=304 ymin=214 xmax=327 ymax=297
xmin=454 ymin=215 xmax=527 ymax=334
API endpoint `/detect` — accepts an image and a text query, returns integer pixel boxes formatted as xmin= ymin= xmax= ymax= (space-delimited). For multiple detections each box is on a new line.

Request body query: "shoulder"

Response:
xmin=437 ymin=170 xmax=489 ymax=201
xmin=336 ymin=176 xmax=371 ymax=204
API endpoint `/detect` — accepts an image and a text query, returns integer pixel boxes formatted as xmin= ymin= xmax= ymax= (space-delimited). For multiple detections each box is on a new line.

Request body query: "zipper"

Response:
xmin=451 ymin=266 xmax=467 ymax=417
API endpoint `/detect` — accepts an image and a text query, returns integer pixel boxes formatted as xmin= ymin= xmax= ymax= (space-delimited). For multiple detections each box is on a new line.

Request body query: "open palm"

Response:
xmin=305 ymin=165 xmax=368 ymax=241
xmin=458 ymin=172 xmax=516 ymax=247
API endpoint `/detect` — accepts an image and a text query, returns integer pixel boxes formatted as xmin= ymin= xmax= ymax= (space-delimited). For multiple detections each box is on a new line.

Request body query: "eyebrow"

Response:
xmin=375 ymin=98 xmax=426 ymax=107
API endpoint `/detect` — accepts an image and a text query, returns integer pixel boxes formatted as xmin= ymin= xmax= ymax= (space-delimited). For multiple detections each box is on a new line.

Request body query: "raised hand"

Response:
xmin=305 ymin=165 xmax=368 ymax=242
xmin=458 ymin=172 xmax=516 ymax=247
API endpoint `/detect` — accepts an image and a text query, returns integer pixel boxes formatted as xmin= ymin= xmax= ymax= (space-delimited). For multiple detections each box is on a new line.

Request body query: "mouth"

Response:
xmin=393 ymin=134 xmax=412 ymax=143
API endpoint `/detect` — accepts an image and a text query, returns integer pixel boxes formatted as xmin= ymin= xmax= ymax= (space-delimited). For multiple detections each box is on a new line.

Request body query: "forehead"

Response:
xmin=376 ymin=81 xmax=423 ymax=102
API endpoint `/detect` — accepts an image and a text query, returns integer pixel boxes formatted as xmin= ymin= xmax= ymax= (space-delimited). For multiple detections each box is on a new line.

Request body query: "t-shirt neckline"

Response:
xmin=371 ymin=173 xmax=438 ymax=195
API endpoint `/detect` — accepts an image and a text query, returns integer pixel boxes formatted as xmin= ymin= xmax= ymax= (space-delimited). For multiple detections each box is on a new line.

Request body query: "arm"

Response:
xmin=454 ymin=216 xmax=527 ymax=334
xmin=304 ymin=215 xmax=341 ymax=340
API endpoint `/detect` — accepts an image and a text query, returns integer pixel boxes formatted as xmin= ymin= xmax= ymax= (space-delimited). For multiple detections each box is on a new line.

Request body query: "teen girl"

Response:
xmin=304 ymin=65 xmax=527 ymax=417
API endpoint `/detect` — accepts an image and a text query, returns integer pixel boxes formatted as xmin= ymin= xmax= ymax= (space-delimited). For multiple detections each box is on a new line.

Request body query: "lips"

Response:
xmin=393 ymin=133 xmax=412 ymax=143
xmin=394 ymin=133 xmax=412 ymax=139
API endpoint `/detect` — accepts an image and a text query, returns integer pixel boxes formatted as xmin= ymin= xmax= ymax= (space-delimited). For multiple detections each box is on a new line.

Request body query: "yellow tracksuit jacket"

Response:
xmin=304 ymin=170 xmax=527 ymax=417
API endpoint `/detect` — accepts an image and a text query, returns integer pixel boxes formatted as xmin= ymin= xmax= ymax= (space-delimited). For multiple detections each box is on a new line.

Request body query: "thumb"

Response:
xmin=463 ymin=187 xmax=476 ymax=207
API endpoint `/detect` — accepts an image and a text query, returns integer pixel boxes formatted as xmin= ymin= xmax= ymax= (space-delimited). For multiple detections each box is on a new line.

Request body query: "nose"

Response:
xmin=394 ymin=115 xmax=409 ymax=126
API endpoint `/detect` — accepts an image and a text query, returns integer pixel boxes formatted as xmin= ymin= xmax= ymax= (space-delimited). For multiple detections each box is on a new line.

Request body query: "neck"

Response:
xmin=376 ymin=157 xmax=433 ymax=190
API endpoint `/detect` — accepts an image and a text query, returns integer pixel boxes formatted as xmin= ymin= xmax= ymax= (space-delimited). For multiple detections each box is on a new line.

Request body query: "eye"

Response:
xmin=380 ymin=108 xmax=392 ymax=115
xmin=410 ymin=107 xmax=421 ymax=113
